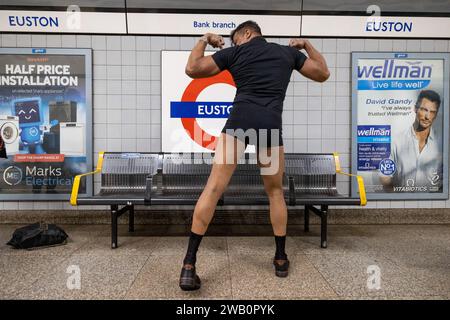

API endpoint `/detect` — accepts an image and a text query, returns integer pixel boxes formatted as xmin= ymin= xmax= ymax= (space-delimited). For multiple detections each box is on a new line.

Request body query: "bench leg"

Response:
xmin=320 ymin=207 xmax=328 ymax=249
xmin=129 ymin=205 xmax=135 ymax=233
xmin=304 ymin=205 xmax=310 ymax=232
xmin=111 ymin=205 xmax=118 ymax=249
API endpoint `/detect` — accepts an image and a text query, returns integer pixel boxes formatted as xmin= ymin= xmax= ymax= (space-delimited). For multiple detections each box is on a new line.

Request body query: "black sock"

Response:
xmin=183 ymin=231 xmax=204 ymax=266
xmin=274 ymin=235 xmax=287 ymax=260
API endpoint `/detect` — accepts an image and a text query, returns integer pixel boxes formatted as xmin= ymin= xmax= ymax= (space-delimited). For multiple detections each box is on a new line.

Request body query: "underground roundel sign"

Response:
xmin=162 ymin=51 xmax=236 ymax=152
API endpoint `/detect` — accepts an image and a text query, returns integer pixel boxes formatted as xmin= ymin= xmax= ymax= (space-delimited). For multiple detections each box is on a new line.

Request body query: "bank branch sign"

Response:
xmin=128 ymin=14 xmax=301 ymax=36
xmin=162 ymin=51 xmax=240 ymax=152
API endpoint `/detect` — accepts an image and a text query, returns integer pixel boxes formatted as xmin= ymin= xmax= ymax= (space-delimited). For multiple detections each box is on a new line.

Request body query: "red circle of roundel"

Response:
xmin=181 ymin=71 xmax=235 ymax=150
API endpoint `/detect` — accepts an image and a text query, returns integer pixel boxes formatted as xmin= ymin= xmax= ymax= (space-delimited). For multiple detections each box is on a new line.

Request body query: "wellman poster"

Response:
xmin=351 ymin=52 xmax=449 ymax=200
xmin=0 ymin=48 xmax=92 ymax=200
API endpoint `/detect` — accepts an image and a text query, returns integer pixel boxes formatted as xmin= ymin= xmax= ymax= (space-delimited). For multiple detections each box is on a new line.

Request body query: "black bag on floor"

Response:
xmin=7 ymin=222 xmax=68 ymax=249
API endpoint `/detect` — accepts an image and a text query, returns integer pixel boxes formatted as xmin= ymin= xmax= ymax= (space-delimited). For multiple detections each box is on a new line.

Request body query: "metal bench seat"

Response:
xmin=71 ymin=152 xmax=366 ymax=248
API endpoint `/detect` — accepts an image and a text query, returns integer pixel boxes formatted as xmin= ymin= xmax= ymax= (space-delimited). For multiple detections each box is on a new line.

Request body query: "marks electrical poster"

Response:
xmin=0 ymin=48 xmax=93 ymax=200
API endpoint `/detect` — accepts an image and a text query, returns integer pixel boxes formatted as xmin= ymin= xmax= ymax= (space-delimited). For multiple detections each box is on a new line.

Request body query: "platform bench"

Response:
xmin=70 ymin=152 xmax=366 ymax=249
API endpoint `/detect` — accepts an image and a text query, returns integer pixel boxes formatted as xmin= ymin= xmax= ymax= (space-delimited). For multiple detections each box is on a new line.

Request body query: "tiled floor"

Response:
xmin=1 ymin=224 xmax=449 ymax=300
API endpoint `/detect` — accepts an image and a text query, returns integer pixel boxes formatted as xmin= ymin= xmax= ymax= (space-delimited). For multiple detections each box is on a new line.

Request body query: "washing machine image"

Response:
xmin=60 ymin=122 xmax=85 ymax=156
xmin=48 ymin=101 xmax=77 ymax=134
xmin=0 ymin=115 xmax=19 ymax=155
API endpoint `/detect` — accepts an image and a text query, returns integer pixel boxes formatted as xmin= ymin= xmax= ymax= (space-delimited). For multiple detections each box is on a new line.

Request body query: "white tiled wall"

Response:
xmin=0 ymin=34 xmax=449 ymax=211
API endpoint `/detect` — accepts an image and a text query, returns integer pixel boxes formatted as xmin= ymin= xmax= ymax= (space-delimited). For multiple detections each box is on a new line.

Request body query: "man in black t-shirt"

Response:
xmin=180 ymin=21 xmax=330 ymax=291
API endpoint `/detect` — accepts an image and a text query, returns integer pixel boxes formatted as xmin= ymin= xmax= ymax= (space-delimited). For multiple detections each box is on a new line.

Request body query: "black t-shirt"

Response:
xmin=212 ymin=36 xmax=307 ymax=115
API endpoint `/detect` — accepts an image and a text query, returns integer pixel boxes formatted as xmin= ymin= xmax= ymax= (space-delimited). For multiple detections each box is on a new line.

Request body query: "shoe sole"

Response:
xmin=273 ymin=260 xmax=289 ymax=278
xmin=275 ymin=270 xmax=289 ymax=278
xmin=179 ymin=275 xmax=201 ymax=291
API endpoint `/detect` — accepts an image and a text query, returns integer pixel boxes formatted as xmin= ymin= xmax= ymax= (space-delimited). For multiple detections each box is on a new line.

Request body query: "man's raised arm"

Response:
xmin=289 ymin=39 xmax=330 ymax=83
xmin=185 ymin=33 xmax=224 ymax=78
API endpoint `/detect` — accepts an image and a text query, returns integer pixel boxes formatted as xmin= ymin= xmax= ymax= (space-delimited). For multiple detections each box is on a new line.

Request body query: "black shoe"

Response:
xmin=273 ymin=257 xmax=290 ymax=278
xmin=179 ymin=264 xmax=201 ymax=291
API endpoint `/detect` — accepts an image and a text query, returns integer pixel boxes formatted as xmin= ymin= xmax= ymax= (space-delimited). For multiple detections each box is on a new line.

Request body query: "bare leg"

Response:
xmin=191 ymin=132 xmax=246 ymax=234
xmin=258 ymin=146 xmax=287 ymax=236
xmin=180 ymin=133 xmax=247 ymax=291
xmin=257 ymin=145 xmax=290 ymax=276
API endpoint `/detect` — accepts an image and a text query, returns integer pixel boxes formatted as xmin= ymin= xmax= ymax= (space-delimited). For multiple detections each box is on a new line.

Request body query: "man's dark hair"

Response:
xmin=415 ymin=90 xmax=441 ymax=110
xmin=230 ymin=20 xmax=262 ymax=45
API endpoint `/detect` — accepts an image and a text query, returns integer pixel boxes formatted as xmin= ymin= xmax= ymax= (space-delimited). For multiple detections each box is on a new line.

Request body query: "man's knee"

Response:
xmin=264 ymin=185 xmax=284 ymax=198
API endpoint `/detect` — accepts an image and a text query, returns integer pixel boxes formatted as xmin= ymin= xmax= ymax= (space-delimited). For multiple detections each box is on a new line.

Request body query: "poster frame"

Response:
xmin=0 ymin=47 xmax=93 ymax=201
xmin=351 ymin=51 xmax=450 ymax=200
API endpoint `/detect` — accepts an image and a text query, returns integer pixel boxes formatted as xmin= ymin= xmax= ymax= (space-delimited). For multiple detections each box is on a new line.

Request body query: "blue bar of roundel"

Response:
xmin=357 ymin=80 xmax=430 ymax=90
xmin=170 ymin=101 xmax=233 ymax=118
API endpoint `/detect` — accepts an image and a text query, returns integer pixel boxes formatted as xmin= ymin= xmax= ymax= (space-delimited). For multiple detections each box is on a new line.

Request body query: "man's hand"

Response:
xmin=289 ymin=38 xmax=308 ymax=50
xmin=205 ymin=33 xmax=225 ymax=49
